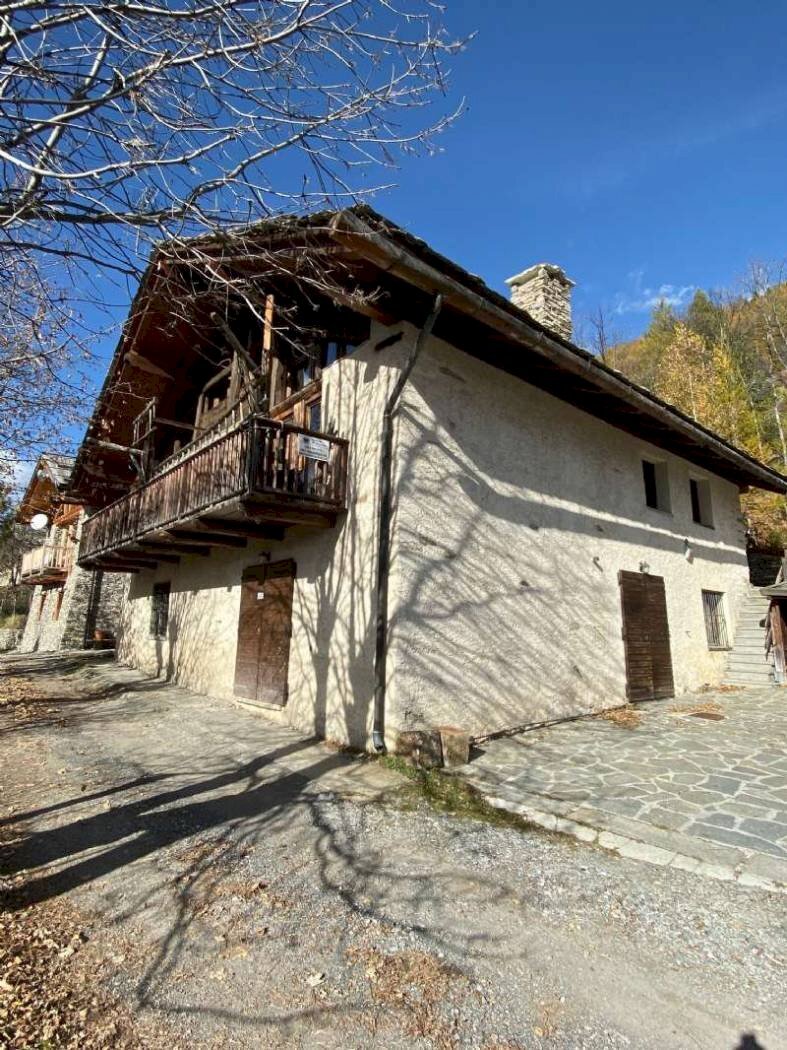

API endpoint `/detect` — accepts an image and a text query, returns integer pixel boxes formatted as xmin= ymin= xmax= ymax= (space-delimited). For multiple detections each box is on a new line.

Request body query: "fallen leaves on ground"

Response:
xmin=0 ymin=894 xmax=149 ymax=1049
xmin=347 ymin=945 xmax=465 ymax=1048
xmin=594 ymin=705 xmax=643 ymax=729
xmin=668 ymin=700 xmax=724 ymax=717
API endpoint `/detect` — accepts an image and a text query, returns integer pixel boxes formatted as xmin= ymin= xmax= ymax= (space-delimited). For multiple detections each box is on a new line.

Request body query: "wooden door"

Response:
xmin=233 ymin=560 xmax=295 ymax=706
xmin=768 ymin=599 xmax=787 ymax=684
xmin=619 ymin=571 xmax=675 ymax=701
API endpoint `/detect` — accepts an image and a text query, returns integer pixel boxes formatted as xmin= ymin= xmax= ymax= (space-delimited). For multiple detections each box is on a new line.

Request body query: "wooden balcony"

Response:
xmin=78 ymin=414 xmax=349 ymax=572
xmin=19 ymin=543 xmax=75 ymax=584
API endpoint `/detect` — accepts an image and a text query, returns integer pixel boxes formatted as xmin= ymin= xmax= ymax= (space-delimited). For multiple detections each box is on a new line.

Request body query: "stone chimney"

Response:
xmin=506 ymin=263 xmax=575 ymax=341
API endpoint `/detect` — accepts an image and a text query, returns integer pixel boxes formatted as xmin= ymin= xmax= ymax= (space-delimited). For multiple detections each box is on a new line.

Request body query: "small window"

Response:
xmin=150 ymin=582 xmax=171 ymax=639
xmin=690 ymin=478 xmax=714 ymax=527
xmin=308 ymin=399 xmax=321 ymax=432
xmin=642 ymin=459 xmax=671 ymax=512
xmin=702 ymin=590 xmax=729 ymax=649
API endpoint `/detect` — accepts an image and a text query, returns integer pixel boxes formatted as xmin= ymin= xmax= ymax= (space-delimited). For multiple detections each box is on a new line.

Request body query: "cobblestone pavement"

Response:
xmin=3 ymin=653 xmax=786 ymax=1047
xmin=463 ymin=688 xmax=787 ymax=890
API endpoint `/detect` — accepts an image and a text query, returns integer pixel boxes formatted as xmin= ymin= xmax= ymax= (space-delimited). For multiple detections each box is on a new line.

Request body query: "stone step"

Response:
xmin=726 ymin=588 xmax=775 ymax=685
xmin=722 ymin=679 xmax=775 ymax=689
xmin=727 ymin=661 xmax=771 ymax=674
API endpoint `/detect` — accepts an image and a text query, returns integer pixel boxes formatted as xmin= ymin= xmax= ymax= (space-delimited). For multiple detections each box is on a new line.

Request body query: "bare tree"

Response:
xmin=587 ymin=306 xmax=614 ymax=362
xmin=0 ymin=0 xmax=462 ymax=466
xmin=745 ymin=261 xmax=787 ymax=470
xmin=0 ymin=248 xmax=94 ymax=484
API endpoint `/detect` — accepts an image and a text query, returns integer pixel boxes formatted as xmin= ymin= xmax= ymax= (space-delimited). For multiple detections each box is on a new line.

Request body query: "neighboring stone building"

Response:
xmin=67 ymin=207 xmax=787 ymax=754
xmin=16 ymin=455 xmax=126 ymax=652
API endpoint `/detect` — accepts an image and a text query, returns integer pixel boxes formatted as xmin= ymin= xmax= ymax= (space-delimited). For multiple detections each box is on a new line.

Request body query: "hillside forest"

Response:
xmin=606 ymin=266 xmax=787 ymax=550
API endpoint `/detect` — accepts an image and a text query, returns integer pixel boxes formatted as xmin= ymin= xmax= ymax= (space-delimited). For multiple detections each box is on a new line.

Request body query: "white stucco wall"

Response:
xmin=117 ymin=325 xmax=409 ymax=748
xmin=385 ymin=333 xmax=750 ymax=741
xmin=116 ymin=322 xmax=752 ymax=750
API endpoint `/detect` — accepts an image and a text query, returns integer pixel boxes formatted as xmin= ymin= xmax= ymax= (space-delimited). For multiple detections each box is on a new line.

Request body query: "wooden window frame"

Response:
xmin=150 ymin=581 xmax=171 ymax=639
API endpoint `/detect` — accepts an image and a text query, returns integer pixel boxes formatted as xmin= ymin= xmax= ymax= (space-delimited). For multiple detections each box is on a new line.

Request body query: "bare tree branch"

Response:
xmin=0 ymin=0 xmax=464 ymax=467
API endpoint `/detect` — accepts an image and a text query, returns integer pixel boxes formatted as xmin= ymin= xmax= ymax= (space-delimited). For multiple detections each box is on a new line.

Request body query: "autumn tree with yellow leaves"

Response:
xmin=607 ymin=284 xmax=787 ymax=549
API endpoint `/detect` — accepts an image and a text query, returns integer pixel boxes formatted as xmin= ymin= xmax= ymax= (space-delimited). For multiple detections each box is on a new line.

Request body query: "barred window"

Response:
xmin=150 ymin=582 xmax=170 ymax=639
xmin=702 ymin=590 xmax=729 ymax=650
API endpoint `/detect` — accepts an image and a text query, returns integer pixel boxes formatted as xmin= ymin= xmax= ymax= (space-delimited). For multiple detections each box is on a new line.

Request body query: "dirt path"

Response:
xmin=1 ymin=652 xmax=784 ymax=1049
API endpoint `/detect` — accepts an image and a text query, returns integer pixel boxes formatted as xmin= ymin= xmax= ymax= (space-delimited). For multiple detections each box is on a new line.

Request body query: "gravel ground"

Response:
xmin=1 ymin=652 xmax=785 ymax=1049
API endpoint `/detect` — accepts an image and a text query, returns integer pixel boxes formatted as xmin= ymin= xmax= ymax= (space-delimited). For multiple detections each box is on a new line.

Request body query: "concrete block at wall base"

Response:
xmin=396 ymin=730 xmax=444 ymax=769
xmin=0 ymin=628 xmax=21 ymax=651
xmin=437 ymin=726 xmax=471 ymax=769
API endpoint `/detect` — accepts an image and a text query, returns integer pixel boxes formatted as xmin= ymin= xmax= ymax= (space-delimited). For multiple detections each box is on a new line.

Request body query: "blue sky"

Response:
xmin=383 ymin=0 xmax=787 ymax=345
xmin=21 ymin=1 xmax=787 ymax=485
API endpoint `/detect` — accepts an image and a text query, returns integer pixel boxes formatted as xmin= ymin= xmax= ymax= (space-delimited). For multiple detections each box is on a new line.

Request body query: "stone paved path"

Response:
xmin=463 ymin=688 xmax=787 ymax=890
xmin=4 ymin=654 xmax=786 ymax=1048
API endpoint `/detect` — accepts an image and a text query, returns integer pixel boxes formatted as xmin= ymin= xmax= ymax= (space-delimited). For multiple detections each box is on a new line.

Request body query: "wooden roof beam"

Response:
xmin=126 ymin=546 xmax=180 ymax=564
xmin=101 ymin=553 xmax=159 ymax=570
xmin=169 ymin=529 xmax=248 ymax=548
xmin=136 ymin=539 xmax=211 ymax=557
xmin=329 ymin=210 xmax=787 ymax=495
xmin=196 ymin=517 xmax=284 ymax=541
xmin=90 ymin=560 xmax=142 ymax=573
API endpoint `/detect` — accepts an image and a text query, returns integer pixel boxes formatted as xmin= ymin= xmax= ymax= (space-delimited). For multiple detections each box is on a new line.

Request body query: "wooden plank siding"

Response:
xmin=619 ymin=571 xmax=675 ymax=702
xmin=234 ymin=560 xmax=296 ymax=706
xmin=79 ymin=414 xmax=348 ymax=568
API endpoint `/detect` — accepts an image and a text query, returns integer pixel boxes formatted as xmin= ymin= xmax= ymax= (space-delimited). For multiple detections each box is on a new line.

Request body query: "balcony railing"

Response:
xmin=19 ymin=543 xmax=75 ymax=583
xmin=79 ymin=413 xmax=349 ymax=568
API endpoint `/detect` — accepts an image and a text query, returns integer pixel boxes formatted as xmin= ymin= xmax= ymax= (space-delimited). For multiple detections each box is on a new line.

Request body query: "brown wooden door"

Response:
xmin=233 ymin=559 xmax=295 ymax=706
xmin=619 ymin=570 xmax=675 ymax=701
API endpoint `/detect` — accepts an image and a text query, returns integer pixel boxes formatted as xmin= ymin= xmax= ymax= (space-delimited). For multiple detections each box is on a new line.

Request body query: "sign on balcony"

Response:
xmin=297 ymin=434 xmax=331 ymax=462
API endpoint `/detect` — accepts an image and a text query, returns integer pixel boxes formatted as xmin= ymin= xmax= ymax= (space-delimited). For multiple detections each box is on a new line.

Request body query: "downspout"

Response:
xmin=372 ymin=295 xmax=443 ymax=753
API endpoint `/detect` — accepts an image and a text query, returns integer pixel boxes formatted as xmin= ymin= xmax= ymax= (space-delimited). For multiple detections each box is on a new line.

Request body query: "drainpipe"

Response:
xmin=372 ymin=294 xmax=443 ymax=753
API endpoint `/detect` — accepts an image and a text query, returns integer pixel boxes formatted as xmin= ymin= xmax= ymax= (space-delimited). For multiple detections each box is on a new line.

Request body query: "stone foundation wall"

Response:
xmin=0 ymin=628 xmax=21 ymax=651
xmin=18 ymin=513 xmax=128 ymax=653
xmin=747 ymin=549 xmax=782 ymax=587
xmin=72 ymin=569 xmax=128 ymax=647
xmin=19 ymin=583 xmax=66 ymax=652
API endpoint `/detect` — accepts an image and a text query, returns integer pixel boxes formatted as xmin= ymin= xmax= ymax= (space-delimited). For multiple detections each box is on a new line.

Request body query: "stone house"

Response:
xmin=16 ymin=455 xmax=126 ymax=652
xmin=68 ymin=208 xmax=787 ymax=752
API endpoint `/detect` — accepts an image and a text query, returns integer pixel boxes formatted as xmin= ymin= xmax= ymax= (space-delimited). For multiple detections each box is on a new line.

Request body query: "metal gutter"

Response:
xmin=371 ymin=295 xmax=443 ymax=753
xmin=329 ymin=209 xmax=787 ymax=495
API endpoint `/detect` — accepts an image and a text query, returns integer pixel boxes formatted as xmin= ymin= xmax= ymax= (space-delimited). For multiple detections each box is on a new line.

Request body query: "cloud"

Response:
xmin=613 ymin=269 xmax=695 ymax=315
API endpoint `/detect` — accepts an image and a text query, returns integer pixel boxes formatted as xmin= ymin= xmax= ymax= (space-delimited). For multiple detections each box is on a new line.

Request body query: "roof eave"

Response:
xmin=328 ymin=209 xmax=787 ymax=496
